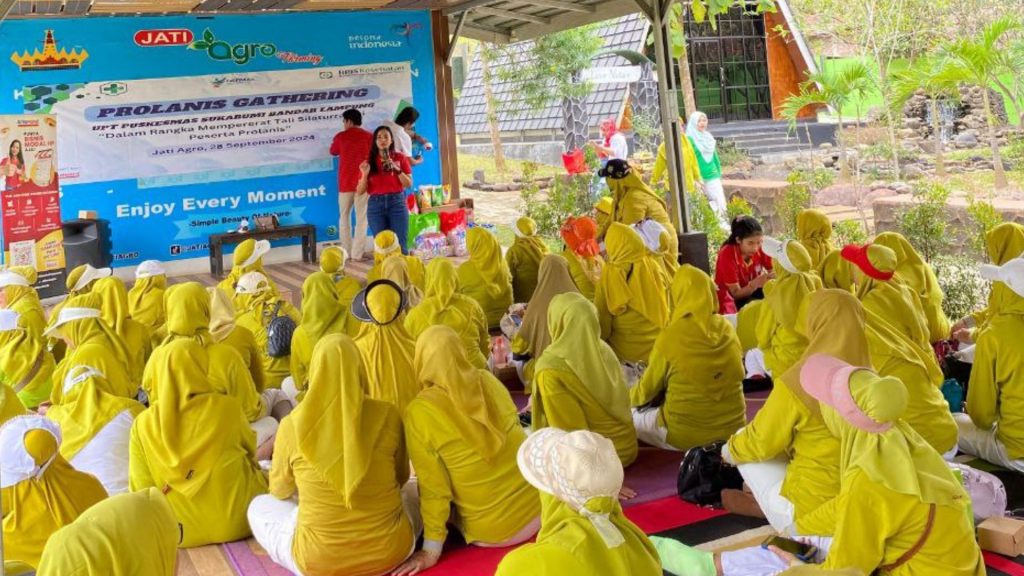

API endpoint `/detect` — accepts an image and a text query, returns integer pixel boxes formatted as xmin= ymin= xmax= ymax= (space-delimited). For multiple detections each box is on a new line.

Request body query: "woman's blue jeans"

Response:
xmin=367 ymin=192 xmax=410 ymax=254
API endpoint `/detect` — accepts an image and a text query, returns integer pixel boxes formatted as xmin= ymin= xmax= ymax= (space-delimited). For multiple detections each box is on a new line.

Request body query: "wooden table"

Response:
xmin=208 ymin=225 xmax=317 ymax=278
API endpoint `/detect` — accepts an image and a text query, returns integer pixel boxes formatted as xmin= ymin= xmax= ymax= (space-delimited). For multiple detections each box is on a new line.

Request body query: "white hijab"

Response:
xmin=685 ymin=111 xmax=717 ymax=163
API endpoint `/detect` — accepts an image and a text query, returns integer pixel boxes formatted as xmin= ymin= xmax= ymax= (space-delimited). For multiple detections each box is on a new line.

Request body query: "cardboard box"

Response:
xmin=979 ymin=516 xmax=1024 ymax=557
xmin=78 ymin=210 xmax=99 ymax=219
xmin=422 ymin=198 xmax=474 ymax=214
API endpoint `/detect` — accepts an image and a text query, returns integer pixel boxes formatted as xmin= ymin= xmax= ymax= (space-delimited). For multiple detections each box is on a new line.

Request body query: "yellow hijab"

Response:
xmin=511 ymin=217 xmax=550 ymax=264
xmin=3 ymin=273 xmax=41 ymax=317
xmin=127 ymin=274 xmax=166 ymax=330
xmin=353 ymin=283 xmax=420 ymax=412
xmin=36 ymin=488 xmax=179 ymax=576
xmin=382 ymin=256 xmax=423 ymax=308
xmin=45 ymin=366 xmax=143 ymax=460
xmin=208 ymin=287 xmax=237 ymax=343
xmin=607 ymin=171 xmax=667 ymax=214
xmin=300 ymin=272 xmax=346 ymax=340
xmin=817 ymin=250 xmax=854 ymax=292
xmin=852 ymin=244 xmax=929 ymax=346
xmin=535 ymin=293 xmax=631 ymax=428
xmin=0 ymin=381 xmax=27 ymax=425
xmin=161 ymin=282 xmax=212 ymax=345
xmin=764 ymin=240 xmax=821 ymax=331
xmin=8 ymin=265 xmax=38 ymax=284
xmin=225 ymin=238 xmax=267 ymax=286
xmin=92 ymin=277 xmax=134 ymax=337
xmin=0 ymin=323 xmax=50 ymax=402
xmin=50 ymin=294 xmax=132 ymax=391
xmin=373 ymin=230 xmax=403 ymax=266
xmin=415 ymin=325 xmax=508 ymax=460
xmin=874 ymin=231 xmax=945 ymax=311
xmin=133 ymin=340 xmax=239 ymax=498
xmin=465 ymin=227 xmax=513 ymax=298
xmin=599 ymin=223 xmax=669 ymax=327
xmin=517 ymin=254 xmax=580 ymax=358
xmin=796 ymin=209 xmax=835 ymax=268
xmin=292 ymin=333 xmax=388 ymax=506
xmin=983 ymin=223 xmax=1024 ymax=321
xmin=781 ymin=290 xmax=873 ymax=412
xmin=321 ymin=245 xmax=348 ymax=276
xmin=820 ymin=369 xmax=966 ymax=507
xmin=421 ymin=258 xmax=461 ymax=314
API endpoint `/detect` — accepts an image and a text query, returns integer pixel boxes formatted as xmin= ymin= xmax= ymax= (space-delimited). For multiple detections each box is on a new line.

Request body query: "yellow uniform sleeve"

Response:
xmin=617 ymin=192 xmax=650 ymax=227
xmin=128 ymin=425 xmax=156 ymax=492
xmin=511 ymin=334 xmax=529 ymax=356
xmin=630 ymin=345 xmax=669 ymax=407
xmin=471 ymin=302 xmax=491 ymax=359
xmin=269 ymin=423 xmax=297 ymax=500
xmin=652 ymin=144 xmax=667 ymax=185
xmin=967 ymin=331 xmax=999 ymax=431
xmin=727 ymin=384 xmax=798 ymax=464
xmin=283 ymin=301 xmax=302 ymax=324
xmin=404 ymin=403 xmax=455 ymax=543
xmin=681 ymin=136 xmax=703 ymax=192
xmin=594 ymin=287 xmax=613 ymax=341
xmin=289 ymin=331 xmax=310 ymax=393
xmin=535 ymin=370 xmax=589 ymax=432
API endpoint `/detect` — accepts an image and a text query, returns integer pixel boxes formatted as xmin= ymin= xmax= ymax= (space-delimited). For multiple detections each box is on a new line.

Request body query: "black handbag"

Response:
xmin=677 ymin=442 xmax=743 ymax=507
xmin=266 ymin=301 xmax=296 ymax=358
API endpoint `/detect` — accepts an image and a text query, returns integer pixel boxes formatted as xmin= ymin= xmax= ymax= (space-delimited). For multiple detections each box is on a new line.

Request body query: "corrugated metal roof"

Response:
xmin=455 ymin=13 xmax=647 ymax=137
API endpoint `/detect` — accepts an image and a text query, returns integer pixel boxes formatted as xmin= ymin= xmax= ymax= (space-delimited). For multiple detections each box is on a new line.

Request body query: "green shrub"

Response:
xmin=832 ymin=219 xmax=869 ymax=246
xmin=896 ymin=181 xmax=950 ymax=262
xmin=726 ymin=195 xmax=754 ymax=221
xmin=778 ymin=174 xmax=812 ymax=239
xmin=932 ymin=255 xmax=991 ymax=322
xmin=718 ymin=140 xmax=748 ymax=168
xmin=1005 ymin=133 xmax=1024 ymax=169
xmin=519 ymin=174 xmax=594 ymax=239
xmin=685 ymin=186 xmax=727 ymax=274
xmin=966 ymin=196 xmax=1004 ymax=258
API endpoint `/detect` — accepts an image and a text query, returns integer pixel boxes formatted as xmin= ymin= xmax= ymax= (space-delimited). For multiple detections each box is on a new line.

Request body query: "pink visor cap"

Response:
xmin=799 ymin=354 xmax=892 ymax=433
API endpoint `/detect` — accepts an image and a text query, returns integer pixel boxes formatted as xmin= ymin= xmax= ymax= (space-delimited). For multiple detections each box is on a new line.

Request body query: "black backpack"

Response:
xmin=265 ymin=301 xmax=296 ymax=358
xmin=677 ymin=442 xmax=743 ymax=507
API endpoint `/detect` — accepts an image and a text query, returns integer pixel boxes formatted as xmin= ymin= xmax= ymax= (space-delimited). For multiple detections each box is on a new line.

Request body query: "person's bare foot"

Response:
xmin=618 ymin=485 xmax=637 ymax=500
xmin=255 ymin=435 xmax=276 ymax=461
xmin=721 ymin=488 xmax=766 ymax=519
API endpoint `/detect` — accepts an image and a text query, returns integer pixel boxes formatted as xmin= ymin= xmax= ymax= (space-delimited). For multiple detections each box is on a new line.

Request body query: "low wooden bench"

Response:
xmin=208 ymin=224 xmax=317 ymax=278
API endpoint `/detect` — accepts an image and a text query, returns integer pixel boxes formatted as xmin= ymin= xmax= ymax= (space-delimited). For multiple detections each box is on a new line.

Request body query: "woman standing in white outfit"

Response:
xmin=685 ymin=112 xmax=728 ymax=226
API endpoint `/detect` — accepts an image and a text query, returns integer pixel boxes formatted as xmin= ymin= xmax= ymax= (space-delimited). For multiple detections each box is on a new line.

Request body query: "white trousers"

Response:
xmin=720 ymin=536 xmax=833 ymax=576
xmin=745 ymin=349 xmax=770 ymax=379
xmin=70 ymin=410 xmax=134 ymax=496
xmin=704 ymin=178 xmax=728 ymax=226
xmin=955 ymin=413 xmax=1024 ymax=472
xmin=339 ymin=192 xmax=370 ymax=260
xmin=632 ymin=407 xmax=678 ymax=451
xmin=249 ymin=482 xmax=423 ymax=576
xmin=723 ymin=442 xmax=795 ymax=535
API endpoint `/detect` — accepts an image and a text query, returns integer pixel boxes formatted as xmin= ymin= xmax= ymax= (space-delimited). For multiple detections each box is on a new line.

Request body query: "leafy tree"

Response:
xmin=781 ymin=60 xmax=874 ymax=180
xmin=897 ymin=181 xmax=951 ymax=262
xmin=940 ymin=17 xmax=1022 ymax=191
xmin=890 ymin=57 xmax=961 ymax=177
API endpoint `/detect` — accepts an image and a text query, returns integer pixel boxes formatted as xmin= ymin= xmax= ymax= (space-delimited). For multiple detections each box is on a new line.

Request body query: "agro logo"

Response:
xmin=188 ymin=28 xmax=276 ymax=65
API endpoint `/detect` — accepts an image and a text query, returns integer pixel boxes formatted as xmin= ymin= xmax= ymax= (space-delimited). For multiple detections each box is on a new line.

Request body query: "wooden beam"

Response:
xmin=490 ymin=0 xmax=638 ymax=42
xmin=446 ymin=10 xmax=469 ymax=65
xmin=473 ymin=6 xmax=548 ymax=24
xmin=510 ymin=0 xmax=595 ymax=13
xmin=442 ymin=0 xmax=499 ymax=16
xmin=460 ymin=22 xmax=513 ymax=43
xmin=432 ymin=10 xmax=461 ymax=199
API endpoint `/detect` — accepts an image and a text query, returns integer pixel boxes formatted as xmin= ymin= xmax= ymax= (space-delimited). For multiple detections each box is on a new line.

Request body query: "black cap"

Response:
xmin=598 ymin=158 xmax=631 ymax=179
xmin=351 ymin=279 xmax=406 ymax=325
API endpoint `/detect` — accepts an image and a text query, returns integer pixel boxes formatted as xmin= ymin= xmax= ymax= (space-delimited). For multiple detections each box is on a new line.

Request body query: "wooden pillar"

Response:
xmin=431 ymin=10 xmax=460 ymax=199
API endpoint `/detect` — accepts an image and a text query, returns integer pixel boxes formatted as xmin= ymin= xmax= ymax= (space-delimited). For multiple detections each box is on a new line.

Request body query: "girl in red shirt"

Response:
xmin=358 ymin=126 xmax=413 ymax=254
xmin=714 ymin=215 xmax=774 ymax=314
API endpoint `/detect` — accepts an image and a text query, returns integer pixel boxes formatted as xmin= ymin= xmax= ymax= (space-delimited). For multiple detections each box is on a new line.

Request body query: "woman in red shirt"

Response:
xmin=714 ymin=215 xmax=774 ymax=314
xmin=2 ymin=139 xmax=25 ymax=191
xmin=358 ymin=127 xmax=413 ymax=254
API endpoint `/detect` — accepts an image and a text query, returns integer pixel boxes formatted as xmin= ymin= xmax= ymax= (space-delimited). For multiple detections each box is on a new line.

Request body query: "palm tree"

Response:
xmin=891 ymin=58 xmax=961 ymax=178
xmin=940 ymin=17 xmax=1021 ymax=191
xmin=781 ymin=60 xmax=874 ymax=180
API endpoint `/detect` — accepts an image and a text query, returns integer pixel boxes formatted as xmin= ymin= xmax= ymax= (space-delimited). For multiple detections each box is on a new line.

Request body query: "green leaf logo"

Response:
xmin=188 ymin=40 xmax=210 ymax=50
xmin=203 ymin=28 xmax=215 ymax=43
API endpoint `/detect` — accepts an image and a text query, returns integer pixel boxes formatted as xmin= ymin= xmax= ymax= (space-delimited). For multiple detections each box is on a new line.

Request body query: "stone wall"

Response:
xmin=901 ymin=85 xmax=1010 ymax=150
xmin=873 ymin=195 xmax=1024 ymax=253
xmin=722 ymin=179 xmax=791 ymax=235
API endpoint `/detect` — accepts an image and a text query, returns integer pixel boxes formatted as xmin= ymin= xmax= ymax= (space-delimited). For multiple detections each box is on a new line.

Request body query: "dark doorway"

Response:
xmin=684 ymin=4 xmax=772 ymax=122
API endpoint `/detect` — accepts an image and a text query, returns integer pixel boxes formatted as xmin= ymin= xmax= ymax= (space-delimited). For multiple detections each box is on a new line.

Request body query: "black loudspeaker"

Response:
xmin=678 ymin=231 xmax=710 ymax=274
xmin=61 ymin=219 xmax=112 ymax=271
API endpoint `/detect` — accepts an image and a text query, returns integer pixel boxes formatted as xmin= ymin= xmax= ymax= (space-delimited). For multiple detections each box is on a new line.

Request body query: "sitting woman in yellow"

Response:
xmin=405 ymin=258 xmax=490 ymax=369
xmin=631 ymin=265 xmax=746 ymax=451
xmin=47 ymin=264 xmax=111 ymax=362
xmin=154 ymin=282 xmax=286 ymax=453
xmin=127 ymin=260 xmax=167 ymax=333
xmin=46 ymin=293 xmax=135 ymax=402
xmin=0 ymin=310 xmax=55 ymax=410
xmin=796 ymin=209 xmax=835 ymax=270
xmin=0 ymin=341 xmax=28 ymax=422
xmin=595 ymin=223 xmax=669 ymax=363
xmin=657 ymin=358 xmax=985 ymax=576
xmin=512 ymin=254 xmax=579 ymax=391
xmin=321 ymin=246 xmax=364 ymax=337
xmin=534 ymin=292 xmax=637 ymax=467
xmin=459 ymin=227 xmax=514 ymax=329
xmin=599 ymin=158 xmax=678 ymax=263
xmin=506 ymin=216 xmax=549 ymax=303
xmin=37 ymin=488 xmax=179 ymax=576
xmin=594 ymin=196 xmax=613 ymax=234
xmin=559 ymin=216 xmax=603 ymax=300
xmin=45 ymin=366 xmax=143 ymax=495
xmin=817 ymin=249 xmax=854 ymax=292
xmin=130 ymin=340 xmax=268 ymax=547
xmin=0 ymin=268 xmax=45 ymax=339
xmin=396 ymin=326 xmax=541 ymax=573
xmin=234 ymin=272 xmax=301 ymax=389
xmin=842 ymin=243 xmax=931 ymax=353
xmin=94 ymin=277 xmax=152 ymax=386
xmin=217 ymin=238 xmax=276 ymax=299
xmin=496 ymin=429 xmax=661 ymax=576
xmin=756 ymin=238 xmax=821 ymax=376
xmin=210 ymin=286 xmax=267 ymax=393
xmin=724 ymin=289 xmax=858 ymax=536
xmin=353 ymin=280 xmax=421 ymax=414
xmin=874 ymin=231 xmax=950 ymax=343
xmin=382 ymin=256 xmax=424 ymax=308
xmin=290 ymin=272 xmax=347 ymax=398
xmin=951 ymin=222 xmax=1024 ymax=342
xmin=956 ymin=259 xmax=1024 ymax=472
xmin=1 ymin=415 xmax=107 ymax=568
xmin=367 ymin=230 xmax=426 ymax=291
xmin=247 ymin=334 xmax=417 ymax=576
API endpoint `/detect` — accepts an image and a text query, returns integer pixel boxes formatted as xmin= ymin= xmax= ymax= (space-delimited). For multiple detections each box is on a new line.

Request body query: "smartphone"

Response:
xmin=761 ymin=536 xmax=818 ymax=563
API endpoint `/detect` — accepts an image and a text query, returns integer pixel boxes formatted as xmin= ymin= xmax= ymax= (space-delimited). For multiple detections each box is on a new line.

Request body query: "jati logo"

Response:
xmin=134 ymin=29 xmax=195 ymax=47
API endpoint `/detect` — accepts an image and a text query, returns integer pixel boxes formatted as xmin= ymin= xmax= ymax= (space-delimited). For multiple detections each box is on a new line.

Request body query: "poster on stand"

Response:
xmin=0 ymin=114 xmax=65 ymax=298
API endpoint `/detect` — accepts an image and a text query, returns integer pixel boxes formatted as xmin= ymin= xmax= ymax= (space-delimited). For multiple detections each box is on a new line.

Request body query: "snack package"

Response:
xmin=407 ymin=212 xmax=441 ymax=248
xmin=415 ymin=232 xmax=448 ymax=260
xmin=439 ymin=209 xmax=467 ymax=235
xmin=447 ymin=228 xmax=467 ymax=257
xmin=431 ymin=185 xmax=445 ymax=207
xmin=418 ymin=186 xmax=433 ymax=213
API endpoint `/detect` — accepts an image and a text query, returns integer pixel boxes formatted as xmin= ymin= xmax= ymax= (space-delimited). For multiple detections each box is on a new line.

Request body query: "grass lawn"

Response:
xmin=458 ymin=153 xmax=562 ymax=185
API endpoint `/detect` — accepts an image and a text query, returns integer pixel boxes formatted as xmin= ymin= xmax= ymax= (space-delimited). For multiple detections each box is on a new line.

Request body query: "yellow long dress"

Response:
xmin=49 ymin=294 xmax=135 ymax=402
xmin=127 ymin=273 xmax=167 ymax=332
xmin=0 ymin=321 xmax=55 ymax=409
xmin=321 ymin=246 xmax=364 ymax=338
xmin=505 ymin=217 xmax=550 ymax=303
xmin=129 ymin=340 xmax=268 ymax=547
xmin=651 ymin=132 xmax=703 ymax=194
xmin=366 ymin=230 xmax=426 ymax=291
xmin=290 ymin=272 xmax=346 ymax=397
xmin=970 ymin=222 xmax=1024 ymax=336
xmin=600 ymin=171 xmax=678 ymax=265
xmin=404 ymin=258 xmax=490 ymax=369
xmin=795 ymin=209 xmax=835 ymax=270
xmin=210 ymin=286 xmax=267 ymax=393
xmin=406 ymin=326 xmax=540 ymax=549
xmin=559 ymin=216 xmax=603 ymax=301
xmin=756 ymin=240 xmax=821 ymax=376
xmin=269 ymin=334 xmax=414 ymax=576
xmin=353 ymin=282 xmax=421 ymax=414
xmin=874 ymin=231 xmax=950 ymax=343
xmin=234 ymin=283 xmax=301 ymax=389
xmin=458 ymin=227 xmax=514 ymax=329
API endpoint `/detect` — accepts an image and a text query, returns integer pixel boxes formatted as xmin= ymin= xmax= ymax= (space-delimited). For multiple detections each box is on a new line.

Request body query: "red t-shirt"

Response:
xmin=714 ymin=243 xmax=773 ymax=314
xmin=366 ymin=152 xmax=411 ymax=195
xmin=329 ymin=127 xmax=373 ymax=193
